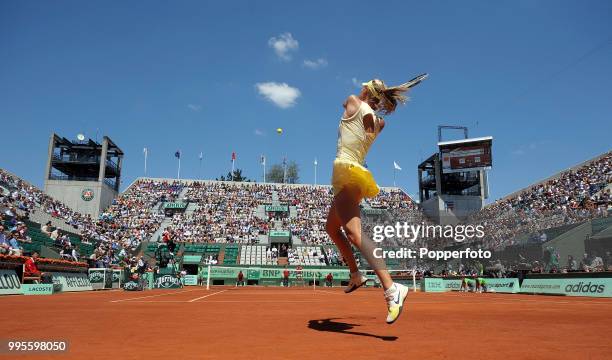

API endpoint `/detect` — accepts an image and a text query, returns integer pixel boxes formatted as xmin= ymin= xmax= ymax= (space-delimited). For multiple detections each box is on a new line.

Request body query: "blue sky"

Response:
xmin=1 ymin=0 xmax=611 ymax=201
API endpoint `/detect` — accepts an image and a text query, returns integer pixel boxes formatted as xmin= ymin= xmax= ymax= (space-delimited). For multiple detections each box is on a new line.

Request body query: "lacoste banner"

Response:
xmin=154 ymin=274 xmax=182 ymax=289
xmin=52 ymin=272 xmax=93 ymax=292
xmin=22 ymin=284 xmax=53 ymax=295
xmin=520 ymin=278 xmax=612 ymax=297
xmin=0 ymin=269 xmax=22 ymax=295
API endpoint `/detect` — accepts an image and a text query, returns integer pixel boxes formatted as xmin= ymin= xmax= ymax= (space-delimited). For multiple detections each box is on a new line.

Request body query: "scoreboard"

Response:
xmin=438 ymin=136 xmax=493 ymax=173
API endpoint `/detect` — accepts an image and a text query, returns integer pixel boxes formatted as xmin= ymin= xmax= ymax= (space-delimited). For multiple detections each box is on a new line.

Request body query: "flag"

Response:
xmin=175 ymin=150 xmax=181 ymax=159
xmin=314 ymin=158 xmax=318 ymax=166
xmin=393 ymin=161 xmax=402 ymax=170
xmin=231 ymin=152 xmax=236 ymax=161
xmin=199 ymin=152 xmax=203 ymax=160
xmin=260 ymin=155 xmax=266 ymax=165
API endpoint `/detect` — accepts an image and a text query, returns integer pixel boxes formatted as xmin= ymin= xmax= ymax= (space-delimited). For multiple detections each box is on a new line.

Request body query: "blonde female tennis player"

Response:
xmin=325 ymin=76 xmax=425 ymax=324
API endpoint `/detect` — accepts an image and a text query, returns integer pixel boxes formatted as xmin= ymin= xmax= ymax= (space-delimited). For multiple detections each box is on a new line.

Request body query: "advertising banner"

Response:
xmin=264 ymin=205 xmax=288 ymax=212
xmin=258 ymin=268 xmax=350 ymax=281
xmin=153 ymin=274 xmax=182 ymax=289
xmin=483 ymin=278 xmax=520 ymax=293
xmin=421 ymin=278 xmax=520 ymax=293
xmin=88 ymin=268 xmax=112 ymax=290
xmin=112 ymin=269 xmax=123 ymax=289
xmin=520 ymin=278 xmax=612 ymax=297
xmin=123 ymin=279 xmax=145 ymax=291
xmin=0 ymin=269 xmax=22 ymax=295
xmin=421 ymin=278 xmax=446 ymax=292
xmin=21 ymin=284 xmax=54 ymax=295
xmin=269 ymin=230 xmax=290 ymax=237
xmin=52 ymin=272 xmax=93 ymax=292
xmin=444 ymin=279 xmax=463 ymax=291
xmin=183 ymin=275 xmax=198 ymax=286
xmin=199 ymin=267 xmax=351 ymax=281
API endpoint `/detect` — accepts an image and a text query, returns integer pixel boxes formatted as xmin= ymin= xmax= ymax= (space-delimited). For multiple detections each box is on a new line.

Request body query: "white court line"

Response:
xmin=188 ymin=290 xmax=228 ymax=303
xmin=410 ymin=298 xmax=612 ymax=306
xmin=126 ymin=300 xmax=320 ymax=303
xmin=110 ymin=288 xmax=203 ymax=303
xmin=197 ymin=300 xmax=319 ymax=303
xmin=314 ymin=289 xmax=345 ymax=295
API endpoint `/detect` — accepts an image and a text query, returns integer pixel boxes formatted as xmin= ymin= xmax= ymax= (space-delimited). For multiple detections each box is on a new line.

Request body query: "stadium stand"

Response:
xmin=1 ymin=150 xmax=610 ymax=276
xmin=465 ymin=151 xmax=611 ymax=250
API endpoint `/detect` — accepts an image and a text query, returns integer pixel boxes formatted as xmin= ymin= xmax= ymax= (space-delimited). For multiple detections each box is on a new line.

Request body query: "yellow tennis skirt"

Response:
xmin=331 ymin=158 xmax=380 ymax=198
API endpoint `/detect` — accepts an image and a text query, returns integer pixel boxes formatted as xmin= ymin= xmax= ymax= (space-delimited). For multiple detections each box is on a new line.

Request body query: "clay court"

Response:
xmin=2 ymin=288 xmax=612 ymax=360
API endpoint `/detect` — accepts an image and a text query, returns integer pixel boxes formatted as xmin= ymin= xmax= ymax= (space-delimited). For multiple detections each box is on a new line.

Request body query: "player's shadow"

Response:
xmin=308 ymin=318 xmax=398 ymax=341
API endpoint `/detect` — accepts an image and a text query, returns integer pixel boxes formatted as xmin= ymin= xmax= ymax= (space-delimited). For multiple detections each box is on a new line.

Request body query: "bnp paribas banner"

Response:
xmin=199 ymin=267 xmax=350 ymax=281
xmin=0 ymin=269 xmax=22 ymax=295
xmin=52 ymin=272 xmax=93 ymax=292
xmin=422 ymin=278 xmax=445 ymax=292
xmin=521 ymin=278 xmax=612 ymax=297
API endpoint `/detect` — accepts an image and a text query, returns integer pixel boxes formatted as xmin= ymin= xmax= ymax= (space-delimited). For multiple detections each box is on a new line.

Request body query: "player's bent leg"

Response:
xmin=326 ymin=196 xmax=366 ymax=293
xmin=344 ymin=271 xmax=369 ymax=293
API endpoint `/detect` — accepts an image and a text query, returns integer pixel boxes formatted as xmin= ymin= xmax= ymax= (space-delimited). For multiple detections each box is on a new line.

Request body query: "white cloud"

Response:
xmin=187 ymin=104 xmax=201 ymax=112
xmin=255 ymin=82 xmax=301 ymax=109
xmin=268 ymin=33 xmax=299 ymax=61
xmin=303 ymin=58 xmax=328 ymax=69
xmin=351 ymin=77 xmax=361 ymax=88
xmin=512 ymin=140 xmax=550 ymax=156
xmin=254 ymin=129 xmax=265 ymax=136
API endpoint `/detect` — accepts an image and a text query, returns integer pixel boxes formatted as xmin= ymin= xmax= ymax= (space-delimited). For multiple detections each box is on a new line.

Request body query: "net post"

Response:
xmin=206 ymin=262 xmax=211 ymax=290
xmin=412 ymin=269 xmax=417 ymax=292
xmin=313 ymin=271 xmax=315 ymax=291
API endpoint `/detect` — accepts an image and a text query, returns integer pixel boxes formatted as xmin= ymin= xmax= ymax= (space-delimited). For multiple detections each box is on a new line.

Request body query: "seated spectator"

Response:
xmin=59 ymin=245 xmax=72 ymax=260
xmin=567 ymin=255 xmax=578 ymax=271
xmin=7 ymin=231 xmax=22 ymax=256
xmin=24 ymin=252 xmax=50 ymax=283
xmin=4 ymin=206 xmax=16 ymax=217
xmin=41 ymin=221 xmax=52 ymax=236
xmin=0 ymin=225 xmax=9 ymax=254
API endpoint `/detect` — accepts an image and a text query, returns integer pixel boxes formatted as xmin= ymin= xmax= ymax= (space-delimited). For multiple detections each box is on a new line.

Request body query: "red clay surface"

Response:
xmin=2 ymin=287 xmax=612 ymax=360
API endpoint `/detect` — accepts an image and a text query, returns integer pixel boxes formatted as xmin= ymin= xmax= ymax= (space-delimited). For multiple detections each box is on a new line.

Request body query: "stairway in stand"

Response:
xmin=218 ymin=247 xmax=226 ymax=264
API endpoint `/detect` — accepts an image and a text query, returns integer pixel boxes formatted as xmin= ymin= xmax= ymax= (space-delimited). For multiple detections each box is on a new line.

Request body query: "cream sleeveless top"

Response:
xmin=336 ymin=101 xmax=381 ymax=165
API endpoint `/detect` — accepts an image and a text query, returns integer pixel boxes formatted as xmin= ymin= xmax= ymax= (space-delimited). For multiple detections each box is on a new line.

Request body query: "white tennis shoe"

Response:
xmin=385 ymin=283 xmax=409 ymax=324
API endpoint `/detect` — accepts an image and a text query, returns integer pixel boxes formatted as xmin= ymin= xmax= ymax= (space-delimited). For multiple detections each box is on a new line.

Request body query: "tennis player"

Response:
xmin=325 ymin=77 xmax=423 ymax=324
